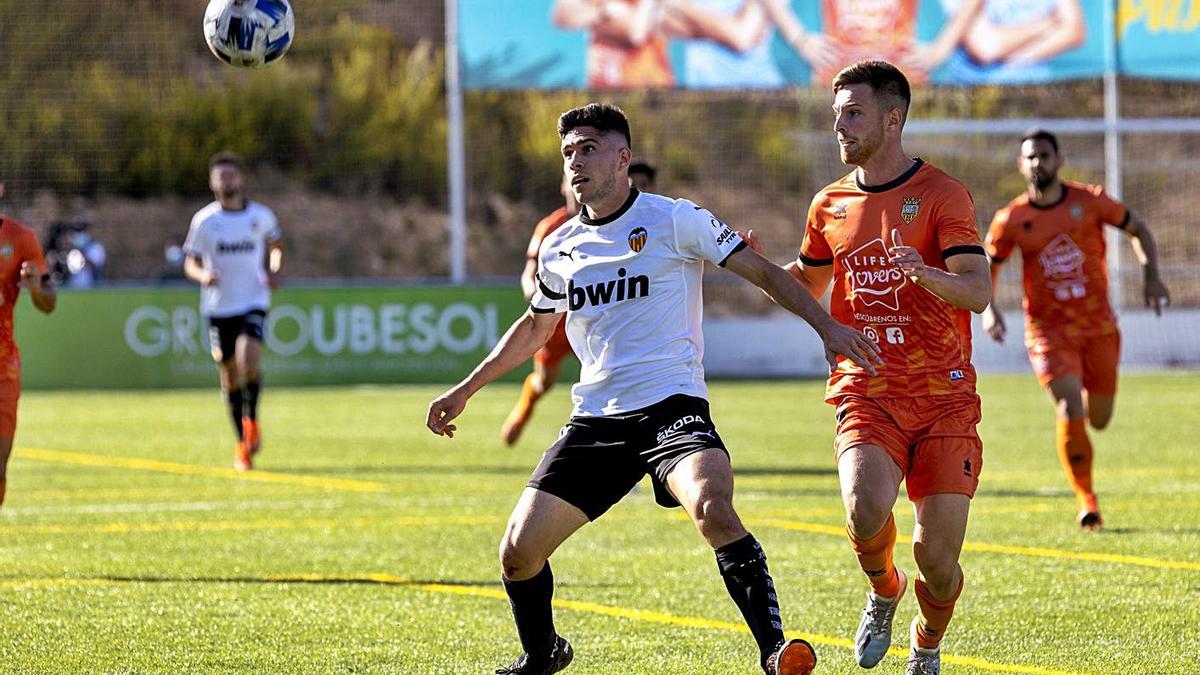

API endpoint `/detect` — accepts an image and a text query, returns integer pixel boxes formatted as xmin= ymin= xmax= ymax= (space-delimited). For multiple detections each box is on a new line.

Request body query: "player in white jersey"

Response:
xmin=427 ymin=103 xmax=881 ymax=675
xmin=184 ymin=152 xmax=283 ymax=471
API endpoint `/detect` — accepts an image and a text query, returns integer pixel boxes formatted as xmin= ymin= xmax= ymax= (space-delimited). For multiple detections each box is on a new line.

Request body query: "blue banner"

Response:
xmin=460 ymin=1 xmax=1199 ymax=89
xmin=1119 ymin=1 xmax=1200 ymax=79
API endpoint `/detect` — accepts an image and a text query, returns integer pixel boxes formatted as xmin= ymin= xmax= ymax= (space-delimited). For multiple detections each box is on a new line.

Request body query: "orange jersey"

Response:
xmin=0 ymin=218 xmax=48 ymax=362
xmin=800 ymin=160 xmax=985 ymax=400
xmin=526 ymin=206 xmax=574 ymax=260
xmin=815 ymin=0 xmax=918 ymax=84
xmin=587 ymin=1 xmax=673 ymax=89
xmin=985 ymin=182 xmax=1128 ymax=342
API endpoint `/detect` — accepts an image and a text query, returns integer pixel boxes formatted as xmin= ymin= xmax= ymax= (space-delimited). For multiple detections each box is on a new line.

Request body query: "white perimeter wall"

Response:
xmin=702 ymin=309 xmax=1200 ymax=378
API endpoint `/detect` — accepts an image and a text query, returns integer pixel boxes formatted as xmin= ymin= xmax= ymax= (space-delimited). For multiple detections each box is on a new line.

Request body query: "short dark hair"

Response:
xmin=628 ymin=160 xmax=656 ymax=181
xmin=1020 ymin=128 xmax=1059 ymax=155
xmin=209 ymin=151 xmax=245 ymax=172
xmin=557 ymin=103 xmax=632 ymax=149
xmin=832 ymin=60 xmax=911 ymax=124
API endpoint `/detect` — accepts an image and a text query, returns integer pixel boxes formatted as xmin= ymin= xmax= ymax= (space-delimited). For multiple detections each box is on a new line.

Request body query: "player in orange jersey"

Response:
xmin=744 ymin=61 xmax=990 ymax=674
xmin=551 ymin=0 xmax=675 ymax=88
xmin=982 ymin=128 xmax=1169 ymax=531
xmin=0 ymin=214 xmax=57 ymax=509
xmin=501 ymin=175 xmax=581 ymax=445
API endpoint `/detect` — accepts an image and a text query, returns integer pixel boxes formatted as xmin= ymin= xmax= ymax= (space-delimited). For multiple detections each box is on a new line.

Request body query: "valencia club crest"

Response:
xmin=628 ymin=227 xmax=648 ymax=252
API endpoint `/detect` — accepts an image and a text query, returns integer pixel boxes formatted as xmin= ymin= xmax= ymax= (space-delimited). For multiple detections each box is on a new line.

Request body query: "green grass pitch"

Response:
xmin=2 ymin=373 xmax=1198 ymax=673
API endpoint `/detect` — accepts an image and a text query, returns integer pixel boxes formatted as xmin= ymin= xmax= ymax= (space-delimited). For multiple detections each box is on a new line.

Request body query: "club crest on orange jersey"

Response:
xmin=0 ymin=244 xmax=11 ymax=259
xmin=628 ymin=227 xmax=648 ymax=252
xmin=900 ymin=197 xmax=921 ymax=224
xmin=1070 ymin=204 xmax=1084 ymax=220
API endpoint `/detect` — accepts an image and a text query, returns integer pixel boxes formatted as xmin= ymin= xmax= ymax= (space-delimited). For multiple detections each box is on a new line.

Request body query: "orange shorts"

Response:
xmin=534 ymin=318 xmax=573 ymax=368
xmin=1026 ymin=331 xmax=1120 ymax=396
xmin=0 ymin=374 xmax=19 ymax=439
xmin=832 ymin=393 xmax=983 ymax=501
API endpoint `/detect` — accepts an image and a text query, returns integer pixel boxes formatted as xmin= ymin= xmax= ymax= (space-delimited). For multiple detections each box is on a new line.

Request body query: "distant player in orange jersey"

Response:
xmin=503 ymin=160 xmax=660 ymax=446
xmin=744 ymin=61 xmax=990 ymax=674
xmin=551 ymin=0 xmax=675 ymax=88
xmin=0 ymin=213 xmax=57 ymax=509
xmin=982 ymin=128 xmax=1169 ymax=531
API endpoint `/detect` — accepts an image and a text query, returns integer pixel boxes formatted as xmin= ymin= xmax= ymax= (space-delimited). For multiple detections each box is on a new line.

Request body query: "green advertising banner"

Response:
xmin=12 ymin=285 xmax=546 ymax=389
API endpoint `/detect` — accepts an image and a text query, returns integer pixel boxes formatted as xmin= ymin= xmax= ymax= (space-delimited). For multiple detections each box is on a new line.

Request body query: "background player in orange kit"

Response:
xmin=502 ymin=175 xmax=581 ymax=445
xmin=0 ymin=213 xmax=57 ymax=509
xmin=982 ymin=128 xmax=1169 ymax=531
xmin=745 ymin=60 xmax=990 ymax=674
xmin=503 ymin=162 xmax=657 ymax=445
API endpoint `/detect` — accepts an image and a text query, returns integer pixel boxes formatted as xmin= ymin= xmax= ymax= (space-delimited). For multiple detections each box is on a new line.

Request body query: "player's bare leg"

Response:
xmin=502 ymin=358 xmax=562 ymax=446
xmin=906 ymin=493 xmax=969 ymax=674
xmin=667 ymin=449 xmax=815 ymax=674
xmin=839 ymin=444 xmax=906 ymax=668
xmin=497 ymin=488 xmax=587 ymax=674
xmin=0 ymin=436 xmax=12 ymax=508
xmin=217 ymin=358 xmax=250 ymax=471
xmin=238 ymin=335 xmax=264 ymax=456
xmin=1048 ymin=376 xmax=1101 ymax=529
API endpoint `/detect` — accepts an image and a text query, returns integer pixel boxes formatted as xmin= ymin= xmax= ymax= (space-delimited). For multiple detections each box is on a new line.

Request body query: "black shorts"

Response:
xmin=527 ymin=394 xmax=728 ymax=521
xmin=207 ymin=310 xmax=267 ymax=362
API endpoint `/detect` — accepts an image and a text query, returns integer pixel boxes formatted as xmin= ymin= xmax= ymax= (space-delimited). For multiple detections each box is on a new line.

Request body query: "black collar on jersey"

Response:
xmin=856 ymin=159 xmax=924 ymax=193
xmin=579 ymin=188 xmax=639 ymax=226
xmin=1027 ymin=184 xmax=1070 ymax=211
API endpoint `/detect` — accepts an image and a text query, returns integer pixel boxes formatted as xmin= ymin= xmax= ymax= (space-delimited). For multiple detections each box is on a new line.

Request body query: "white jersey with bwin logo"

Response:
xmin=530 ymin=189 xmax=745 ymax=417
xmin=184 ymin=200 xmax=281 ymax=318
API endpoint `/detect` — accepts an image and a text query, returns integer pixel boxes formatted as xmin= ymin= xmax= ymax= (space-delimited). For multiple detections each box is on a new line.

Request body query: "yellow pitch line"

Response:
xmin=0 ymin=573 xmax=1086 ymax=675
xmin=746 ymin=518 xmax=1200 ymax=572
xmin=14 ymin=447 xmax=390 ymax=493
xmin=0 ymin=515 xmax=501 ymax=536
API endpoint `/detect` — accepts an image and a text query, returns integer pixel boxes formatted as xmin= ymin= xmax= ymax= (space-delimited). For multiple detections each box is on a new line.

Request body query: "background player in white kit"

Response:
xmin=184 ymin=152 xmax=283 ymax=471
xmin=427 ymin=103 xmax=881 ymax=675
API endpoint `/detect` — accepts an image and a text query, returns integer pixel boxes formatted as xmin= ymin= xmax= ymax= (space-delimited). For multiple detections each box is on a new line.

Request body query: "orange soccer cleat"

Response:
xmin=766 ymin=638 xmax=817 ymax=675
xmin=235 ymin=440 xmax=252 ymax=472
xmin=242 ymin=418 xmax=261 ymax=456
xmin=1077 ymin=493 xmax=1103 ymax=531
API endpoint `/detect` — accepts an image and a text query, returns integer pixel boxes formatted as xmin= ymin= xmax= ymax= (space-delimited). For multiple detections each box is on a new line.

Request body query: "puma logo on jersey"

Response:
xmin=217 ymin=239 xmax=256 ymax=254
xmin=558 ymin=247 xmax=578 ymax=260
xmin=568 ymin=267 xmax=649 ymax=311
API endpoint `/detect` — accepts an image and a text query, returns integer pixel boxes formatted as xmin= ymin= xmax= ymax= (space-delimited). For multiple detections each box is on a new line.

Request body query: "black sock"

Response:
xmin=715 ymin=533 xmax=785 ymax=663
xmin=502 ymin=562 xmax=557 ymax=661
xmin=224 ymin=389 xmax=245 ymax=439
xmin=243 ymin=379 xmax=261 ymax=420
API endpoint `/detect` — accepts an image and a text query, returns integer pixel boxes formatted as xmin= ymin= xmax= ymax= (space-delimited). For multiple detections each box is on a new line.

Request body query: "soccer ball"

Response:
xmin=203 ymin=0 xmax=295 ymax=68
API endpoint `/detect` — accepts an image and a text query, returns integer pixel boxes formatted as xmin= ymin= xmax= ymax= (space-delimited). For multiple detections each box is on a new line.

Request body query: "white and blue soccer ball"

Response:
xmin=203 ymin=0 xmax=295 ymax=68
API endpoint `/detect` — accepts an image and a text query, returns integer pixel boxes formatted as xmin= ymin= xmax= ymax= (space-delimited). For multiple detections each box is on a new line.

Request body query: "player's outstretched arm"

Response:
xmin=888 ymin=231 xmax=992 ymax=313
xmin=722 ymin=245 xmax=882 ymax=374
xmin=1123 ymin=215 xmax=1170 ymax=315
xmin=426 ymin=309 xmax=561 ymax=438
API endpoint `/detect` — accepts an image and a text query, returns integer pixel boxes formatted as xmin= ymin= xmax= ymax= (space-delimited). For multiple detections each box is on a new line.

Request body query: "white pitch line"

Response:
xmin=2 ymin=498 xmax=343 ymax=516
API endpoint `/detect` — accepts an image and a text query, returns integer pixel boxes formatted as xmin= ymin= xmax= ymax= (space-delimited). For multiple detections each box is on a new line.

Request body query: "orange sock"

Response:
xmin=515 ymin=374 xmax=539 ymax=418
xmin=914 ymin=576 xmax=963 ymax=650
xmin=1056 ymin=418 xmax=1094 ymax=502
xmin=848 ymin=513 xmax=901 ymax=598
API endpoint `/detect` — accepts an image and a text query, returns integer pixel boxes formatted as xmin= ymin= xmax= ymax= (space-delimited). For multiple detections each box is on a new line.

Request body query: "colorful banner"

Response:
xmin=461 ymin=1 xmax=1200 ymax=89
xmin=12 ymin=286 xmax=555 ymax=389
xmin=1118 ymin=1 xmax=1200 ymax=79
